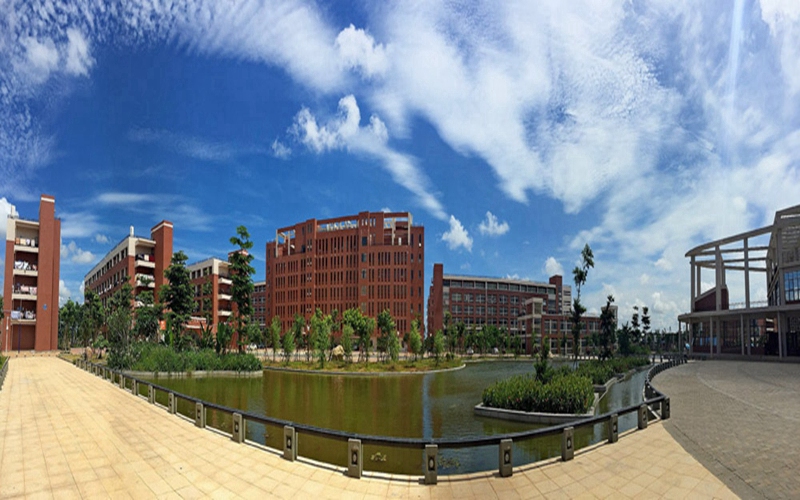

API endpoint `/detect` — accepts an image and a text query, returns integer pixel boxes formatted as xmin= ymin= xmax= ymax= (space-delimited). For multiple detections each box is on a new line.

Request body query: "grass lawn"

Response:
xmin=262 ymin=357 xmax=463 ymax=373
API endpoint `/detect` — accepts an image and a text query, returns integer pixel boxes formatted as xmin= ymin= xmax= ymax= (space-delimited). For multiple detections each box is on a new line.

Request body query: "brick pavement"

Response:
xmin=0 ymin=356 xmax=736 ymax=499
xmin=653 ymin=360 xmax=800 ymax=500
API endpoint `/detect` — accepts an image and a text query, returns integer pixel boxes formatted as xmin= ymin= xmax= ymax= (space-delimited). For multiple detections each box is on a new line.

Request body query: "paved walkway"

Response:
xmin=654 ymin=360 xmax=800 ymax=500
xmin=0 ymin=357 xmax=735 ymax=499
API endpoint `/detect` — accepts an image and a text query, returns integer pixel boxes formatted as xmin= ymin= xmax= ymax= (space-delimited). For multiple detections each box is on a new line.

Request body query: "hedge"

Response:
xmin=129 ymin=344 xmax=262 ymax=372
xmin=481 ymin=372 xmax=594 ymax=414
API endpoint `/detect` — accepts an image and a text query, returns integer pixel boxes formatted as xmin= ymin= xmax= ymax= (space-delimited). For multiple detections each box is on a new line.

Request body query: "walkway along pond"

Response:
xmin=75 ymin=358 xmax=678 ymax=481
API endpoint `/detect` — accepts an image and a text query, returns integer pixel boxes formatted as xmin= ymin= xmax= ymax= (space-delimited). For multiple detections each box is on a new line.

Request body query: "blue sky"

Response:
xmin=2 ymin=0 xmax=800 ymax=330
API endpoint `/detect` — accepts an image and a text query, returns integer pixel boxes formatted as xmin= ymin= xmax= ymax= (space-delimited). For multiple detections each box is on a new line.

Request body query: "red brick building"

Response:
xmin=252 ymin=280 xmax=267 ymax=328
xmin=266 ymin=211 xmax=424 ymax=341
xmin=3 ymin=195 xmax=61 ymax=352
xmin=428 ymin=264 xmax=609 ymax=355
xmin=84 ymin=221 xmax=173 ymax=307
xmin=187 ymin=257 xmax=233 ymax=333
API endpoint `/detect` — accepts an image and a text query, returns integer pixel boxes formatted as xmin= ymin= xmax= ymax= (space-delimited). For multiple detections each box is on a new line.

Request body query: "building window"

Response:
xmin=361 ymin=253 xmax=366 ymax=262
xmin=786 ymin=270 xmax=800 ymax=303
xmin=451 ymin=293 xmax=461 ymax=302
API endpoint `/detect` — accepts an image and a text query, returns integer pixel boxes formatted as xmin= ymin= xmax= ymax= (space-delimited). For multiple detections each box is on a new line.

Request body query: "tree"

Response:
xmin=310 ymin=309 xmax=332 ymax=368
xmin=134 ymin=291 xmax=161 ymax=343
xmin=571 ymin=243 xmax=594 ymax=365
xmin=215 ymin=322 xmax=234 ymax=355
xmin=106 ymin=284 xmax=134 ymax=369
xmin=455 ymin=321 xmax=466 ymax=355
xmin=618 ymin=322 xmax=634 ymax=356
xmin=642 ymin=306 xmax=651 ymax=350
xmin=229 ymin=226 xmax=256 ymax=352
xmin=511 ymin=334 xmax=522 ymax=358
xmin=598 ymin=295 xmax=617 ymax=360
xmin=408 ymin=320 xmax=422 ymax=361
xmin=534 ymin=340 xmax=552 ymax=384
xmin=268 ymin=316 xmax=282 ymax=362
xmin=83 ymin=289 xmax=105 ymax=348
xmin=291 ymin=314 xmax=306 ymax=362
xmin=282 ymin=327 xmax=296 ymax=363
xmin=376 ymin=309 xmax=396 ymax=363
xmin=387 ymin=327 xmax=400 ymax=363
xmin=341 ymin=324 xmax=354 ymax=363
xmin=433 ymin=330 xmax=445 ymax=365
xmin=343 ymin=308 xmax=374 ymax=363
xmin=59 ymin=299 xmax=82 ymax=351
xmin=631 ymin=306 xmax=641 ymax=344
xmin=162 ymin=251 xmax=194 ymax=345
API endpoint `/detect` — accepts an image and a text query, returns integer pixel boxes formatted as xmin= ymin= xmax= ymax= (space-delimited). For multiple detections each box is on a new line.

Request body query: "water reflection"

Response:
xmin=148 ymin=361 xmax=648 ymax=474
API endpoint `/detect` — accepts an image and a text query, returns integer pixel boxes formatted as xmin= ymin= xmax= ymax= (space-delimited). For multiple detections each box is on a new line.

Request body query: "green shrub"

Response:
xmin=574 ymin=356 xmax=650 ymax=385
xmin=126 ymin=343 xmax=261 ymax=372
xmin=482 ymin=372 xmax=593 ymax=414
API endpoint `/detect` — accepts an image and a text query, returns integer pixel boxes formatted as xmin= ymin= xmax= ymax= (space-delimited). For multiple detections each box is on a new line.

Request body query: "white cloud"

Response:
xmin=64 ymin=29 xmax=94 ymax=77
xmin=291 ymin=95 xmax=446 ymax=219
xmin=59 ymin=280 xmax=72 ymax=306
xmin=94 ymin=234 xmax=109 ymax=244
xmin=544 ymin=257 xmax=564 ymax=277
xmin=61 ymin=241 xmax=96 ymax=265
xmin=441 ymin=215 xmax=472 ymax=251
xmin=97 ymin=192 xmax=159 ymax=205
xmin=17 ymin=36 xmax=60 ymax=85
xmin=129 ymin=128 xmax=268 ymax=162
xmin=60 ymin=211 xmax=106 ymax=239
xmin=335 ymin=24 xmax=389 ymax=78
xmin=271 ymin=139 xmax=291 ymax=159
xmin=478 ymin=211 xmax=509 ymax=236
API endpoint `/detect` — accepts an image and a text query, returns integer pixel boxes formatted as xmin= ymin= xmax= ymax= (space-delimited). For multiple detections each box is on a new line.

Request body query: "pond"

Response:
xmin=147 ymin=360 xmax=650 ymax=475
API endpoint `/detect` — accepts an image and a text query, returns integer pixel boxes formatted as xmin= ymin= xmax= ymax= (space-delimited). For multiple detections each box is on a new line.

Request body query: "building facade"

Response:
xmin=266 ymin=211 xmax=424 ymax=340
xmin=427 ymin=264 xmax=606 ymax=355
xmin=3 ymin=195 xmax=61 ymax=352
xmin=678 ymin=204 xmax=800 ymax=358
xmin=253 ymin=280 xmax=267 ymax=328
xmin=84 ymin=221 xmax=173 ymax=307
xmin=186 ymin=257 xmax=233 ymax=333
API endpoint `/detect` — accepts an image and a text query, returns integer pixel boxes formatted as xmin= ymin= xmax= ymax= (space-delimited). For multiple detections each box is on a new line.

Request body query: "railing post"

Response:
xmin=232 ymin=413 xmax=244 ymax=443
xmin=347 ymin=439 xmax=362 ymax=479
xmin=195 ymin=402 xmax=205 ymax=428
xmin=424 ymin=444 xmax=438 ymax=485
xmin=283 ymin=426 xmax=297 ymax=461
xmin=662 ymin=397 xmax=670 ymax=420
xmin=131 ymin=380 xmax=138 ymax=396
xmin=119 ymin=374 xmax=125 ymax=389
xmin=561 ymin=426 xmax=574 ymax=461
xmin=638 ymin=404 xmax=648 ymax=429
xmin=608 ymin=414 xmax=619 ymax=443
xmin=148 ymin=384 xmax=155 ymax=404
xmin=168 ymin=393 xmax=176 ymax=414
xmin=499 ymin=438 xmax=513 ymax=477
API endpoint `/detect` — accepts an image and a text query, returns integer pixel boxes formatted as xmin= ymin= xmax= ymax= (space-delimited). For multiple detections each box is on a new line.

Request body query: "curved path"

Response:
xmin=654 ymin=360 xmax=800 ymax=500
xmin=0 ymin=356 xmax=735 ymax=499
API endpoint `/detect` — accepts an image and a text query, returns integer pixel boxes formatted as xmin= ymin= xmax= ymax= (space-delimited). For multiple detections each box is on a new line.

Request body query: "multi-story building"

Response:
xmin=427 ymin=264 xmax=607 ymax=355
xmin=253 ymin=280 xmax=267 ymax=328
xmin=679 ymin=204 xmax=800 ymax=359
xmin=187 ymin=257 xmax=233 ymax=333
xmin=3 ymin=195 xmax=61 ymax=352
xmin=84 ymin=221 xmax=173 ymax=307
xmin=266 ymin=211 xmax=424 ymax=341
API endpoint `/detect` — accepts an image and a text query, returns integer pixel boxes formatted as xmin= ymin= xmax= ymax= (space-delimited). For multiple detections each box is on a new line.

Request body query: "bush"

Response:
xmin=574 ymin=356 xmax=650 ymax=385
xmin=482 ymin=372 xmax=594 ymax=414
xmin=124 ymin=343 xmax=262 ymax=372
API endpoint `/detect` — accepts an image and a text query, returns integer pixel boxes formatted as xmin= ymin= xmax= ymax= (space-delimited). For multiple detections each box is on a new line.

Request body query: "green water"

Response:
xmin=148 ymin=361 xmax=649 ymax=475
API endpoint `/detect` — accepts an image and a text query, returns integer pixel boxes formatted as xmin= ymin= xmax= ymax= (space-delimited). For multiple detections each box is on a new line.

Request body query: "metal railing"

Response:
xmin=74 ymin=356 xmax=685 ymax=484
